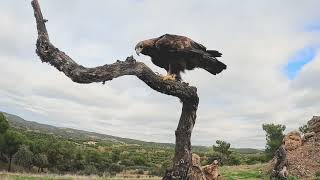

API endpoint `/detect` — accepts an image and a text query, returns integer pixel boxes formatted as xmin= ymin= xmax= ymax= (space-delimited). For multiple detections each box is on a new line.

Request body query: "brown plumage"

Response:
xmin=135 ymin=34 xmax=226 ymax=81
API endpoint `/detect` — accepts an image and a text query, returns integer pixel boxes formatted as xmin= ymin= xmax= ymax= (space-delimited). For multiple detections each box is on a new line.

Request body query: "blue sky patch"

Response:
xmin=284 ymin=47 xmax=316 ymax=79
xmin=305 ymin=21 xmax=320 ymax=32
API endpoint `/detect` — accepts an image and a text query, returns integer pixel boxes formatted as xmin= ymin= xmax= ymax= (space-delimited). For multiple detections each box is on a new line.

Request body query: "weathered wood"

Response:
xmin=270 ymin=145 xmax=288 ymax=180
xmin=31 ymin=1 xmax=199 ymax=179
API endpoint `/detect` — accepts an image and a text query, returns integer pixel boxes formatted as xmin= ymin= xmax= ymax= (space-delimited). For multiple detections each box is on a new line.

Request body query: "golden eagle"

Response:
xmin=135 ymin=34 xmax=226 ymax=81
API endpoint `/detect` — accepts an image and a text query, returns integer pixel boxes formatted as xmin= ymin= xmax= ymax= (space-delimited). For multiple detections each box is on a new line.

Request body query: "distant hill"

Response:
xmin=1 ymin=111 xmax=262 ymax=153
xmin=2 ymin=112 xmax=176 ymax=148
xmin=230 ymin=148 xmax=263 ymax=154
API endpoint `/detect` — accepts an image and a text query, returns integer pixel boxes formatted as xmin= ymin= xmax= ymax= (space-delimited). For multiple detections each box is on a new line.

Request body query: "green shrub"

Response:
xmin=148 ymin=160 xmax=171 ymax=176
xmin=136 ymin=169 xmax=144 ymax=174
xmin=13 ymin=145 xmax=34 ymax=170
xmin=228 ymin=153 xmax=241 ymax=165
xmin=244 ymin=153 xmax=267 ymax=165
xmin=120 ymin=159 xmax=135 ymax=166
xmin=133 ymin=155 xmax=146 ymax=166
xmin=207 ymin=151 xmax=225 ymax=165
xmin=82 ymin=164 xmax=98 ymax=175
xmin=288 ymin=176 xmax=299 ymax=180
xmin=33 ymin=153 xmax=49 ymax=172
xmin=288 ymin=176 xmax=298 ymax=180
xmin=109 ymin=163 xmax=124 ymax=173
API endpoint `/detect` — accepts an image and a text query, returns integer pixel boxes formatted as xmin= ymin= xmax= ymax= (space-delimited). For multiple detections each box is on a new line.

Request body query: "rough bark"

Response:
xmin=270 ymin=145 xmax=288 ymax=180
xmin=8 ymin=155 xmax=12 ymax=172
xmin=31 ymin=1 xmax=199 ymax=179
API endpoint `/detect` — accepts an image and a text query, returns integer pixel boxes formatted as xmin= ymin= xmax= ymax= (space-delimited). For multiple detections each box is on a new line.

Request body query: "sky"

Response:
xmin=1 ymin=0 xmax=320 ymax=149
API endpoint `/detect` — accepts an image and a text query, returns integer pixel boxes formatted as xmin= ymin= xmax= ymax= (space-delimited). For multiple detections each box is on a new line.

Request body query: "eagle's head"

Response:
xmin=135 ymin=39 xmax=155 ymax=56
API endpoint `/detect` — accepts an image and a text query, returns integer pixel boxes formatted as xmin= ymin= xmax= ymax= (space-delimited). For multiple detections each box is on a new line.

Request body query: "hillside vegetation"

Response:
xmin=4 ymin=112 xmax=263 ymax=154
xmin=0 ymin=112 xmax=267 ymax=177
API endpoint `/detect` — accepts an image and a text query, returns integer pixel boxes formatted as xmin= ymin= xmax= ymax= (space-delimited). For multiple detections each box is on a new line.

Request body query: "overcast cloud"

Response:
xmin=1 ymin=0 xmax=320 ymax=148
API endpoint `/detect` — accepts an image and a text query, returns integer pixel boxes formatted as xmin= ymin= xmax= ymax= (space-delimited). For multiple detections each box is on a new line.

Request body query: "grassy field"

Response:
xmin=0 ymin=172 xmax=161 ymax=180
xmin=2 ymin=164 xmax=307 ymax=180
xmin=220 ymin=163 xmax=268 ymax=180
xmin=0 ymin=164 xmax=268 ymax=180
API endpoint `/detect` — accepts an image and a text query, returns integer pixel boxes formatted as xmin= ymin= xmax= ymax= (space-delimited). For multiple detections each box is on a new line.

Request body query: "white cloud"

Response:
xmin=0 ymin=0 xmax=320 ymax=148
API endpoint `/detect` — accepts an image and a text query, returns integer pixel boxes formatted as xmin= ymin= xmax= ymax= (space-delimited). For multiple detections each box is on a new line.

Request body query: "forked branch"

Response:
xmin=31 ymin=0 xmax=199 ymax=179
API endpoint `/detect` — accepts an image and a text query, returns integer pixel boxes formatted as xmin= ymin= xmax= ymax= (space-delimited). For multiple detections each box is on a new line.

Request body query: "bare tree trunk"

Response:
xmin=270 ymin=145 xmax=288 ymax=180
xmin=163 ymin=102 xmax=199 ymax=179
xmin=174 ymin=102 xmax=198 ymax=179
xmin=31 ymin=1 xmax=199 ymax=179
xmin=8 ymin=155 xmax=12 ymax=172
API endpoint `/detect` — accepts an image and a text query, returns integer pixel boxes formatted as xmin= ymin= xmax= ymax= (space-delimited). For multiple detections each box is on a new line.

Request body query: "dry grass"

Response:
xmin=0 ymin=172 xmax=161 ymax=180
xmin=1 ymin=165 xmax=268 ymax=180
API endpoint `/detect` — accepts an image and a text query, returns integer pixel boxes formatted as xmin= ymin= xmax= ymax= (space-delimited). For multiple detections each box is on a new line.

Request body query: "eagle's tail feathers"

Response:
xmin=200 ymin=56 xmax=226 ymax=75
xmin=206 ymin=50 xmax=222 ymax=57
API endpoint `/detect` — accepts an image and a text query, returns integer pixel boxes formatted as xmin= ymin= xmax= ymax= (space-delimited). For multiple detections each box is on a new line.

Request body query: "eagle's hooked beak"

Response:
xmin=135 ymin=47 xmax=142 ymax=56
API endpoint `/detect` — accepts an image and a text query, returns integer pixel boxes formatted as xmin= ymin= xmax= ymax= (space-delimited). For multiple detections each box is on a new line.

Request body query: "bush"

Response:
xmin=228 ymin=153 xmax=241 ymax=165
xmin=287 ymin=176 xmax=298 ymax=180
xmin=120 ymin=159 xmax=135 ymax=166
xmin=13 ymin=145 xmax=34 ymax=170
xmin=133 ymin=155 xmax=146 ymax=166
xmin=244 ymin=153 xmax=267 ymax=165
xmin=299 ymin=124 xmax=310 ymax=134
xmin=136 ymin=169 xmax=144 ymax=174
xmin=206 ymin=151 xmax=241 ymax=166
xmin=207 ymin=151 xmax=225 ymax=165
xmin=109 ymin=163 xmax=124 ymax=173
xmin=148 ymin=160 xmax=171 ymax=176
xmin=33 ymin=153 xmax=49 ymax=172
xmin=82 ymin=164 xmax=98 ymax=175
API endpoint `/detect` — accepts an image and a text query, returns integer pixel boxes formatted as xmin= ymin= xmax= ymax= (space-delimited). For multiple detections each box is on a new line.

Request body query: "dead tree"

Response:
xmin=270 ymin=144 xmax=288 ymax=180
xmin=31 ymin=1 xmax=199 ymax=179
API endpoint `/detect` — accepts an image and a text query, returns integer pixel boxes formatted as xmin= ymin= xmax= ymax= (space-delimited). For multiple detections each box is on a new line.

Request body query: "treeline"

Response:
xmin=0 ymin=112 xmax=172 ymax=176
xmin=197 ymin=140 xmax=267 ymax=166
xmin=0 ymin=112 xmax=274 ymax=176
xmin=196 ymin=123 xmax=292 ymax=167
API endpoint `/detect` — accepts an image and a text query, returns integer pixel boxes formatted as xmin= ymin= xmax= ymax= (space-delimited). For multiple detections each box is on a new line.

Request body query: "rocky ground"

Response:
xmin=287 ymin=116 xmax=320 ymax=179
xmin=270 ymin=116 xmax=320 ymax=179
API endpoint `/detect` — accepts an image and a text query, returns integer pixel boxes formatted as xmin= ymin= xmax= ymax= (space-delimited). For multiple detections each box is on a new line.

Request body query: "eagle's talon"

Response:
xmin=162 ymin=74 xmax=176 ymax=81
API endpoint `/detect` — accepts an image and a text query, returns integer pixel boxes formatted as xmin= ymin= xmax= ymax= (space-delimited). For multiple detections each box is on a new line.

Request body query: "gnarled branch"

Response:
xmin=31 ymin=0 xmax=199 ymax=179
